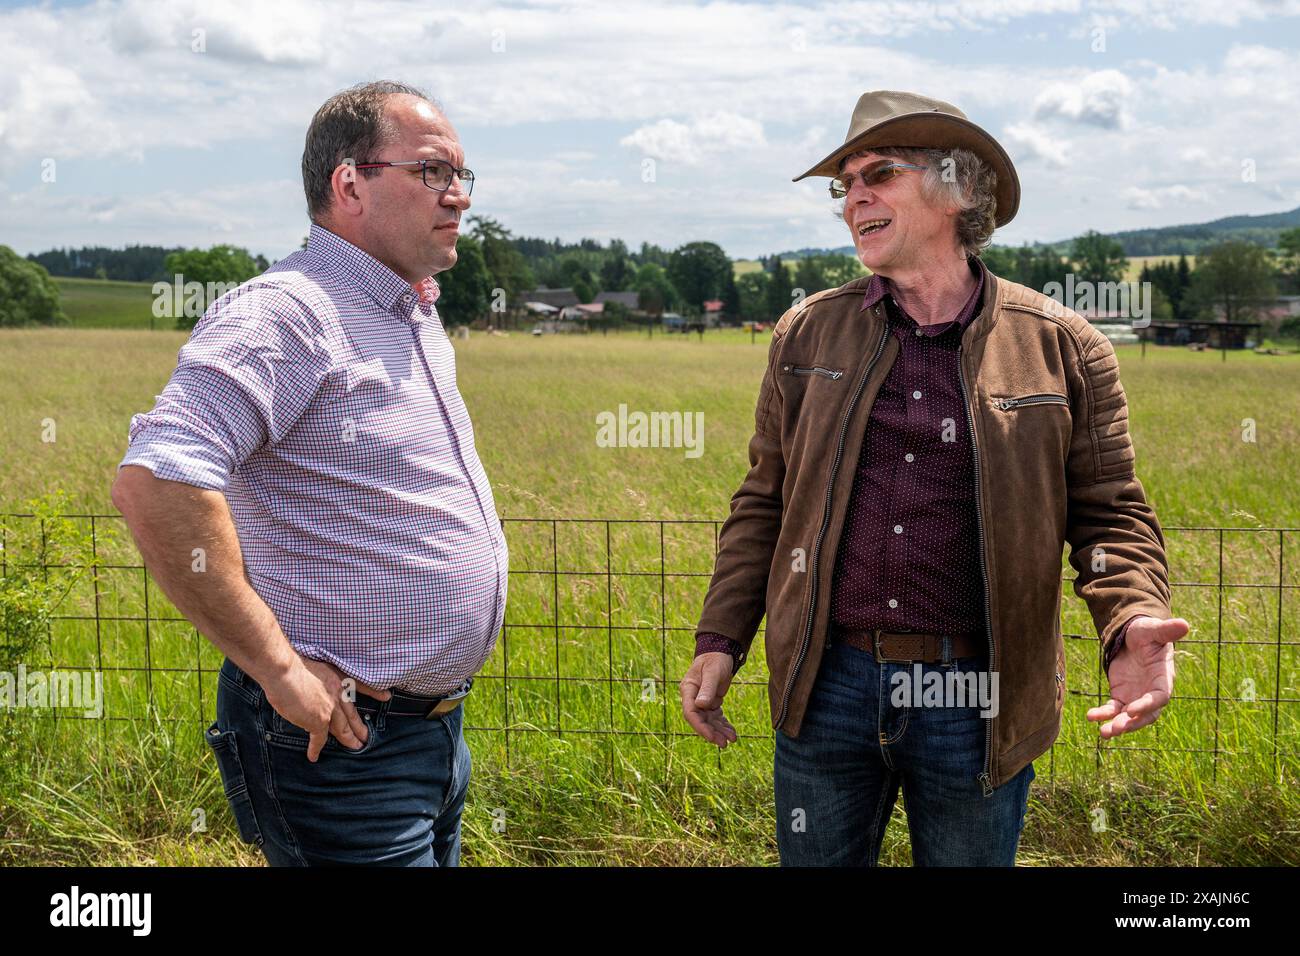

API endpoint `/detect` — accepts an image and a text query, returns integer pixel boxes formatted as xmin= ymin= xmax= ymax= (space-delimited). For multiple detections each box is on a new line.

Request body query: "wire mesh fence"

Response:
xmin=1 ymin=513 xmax=1296 ymax=784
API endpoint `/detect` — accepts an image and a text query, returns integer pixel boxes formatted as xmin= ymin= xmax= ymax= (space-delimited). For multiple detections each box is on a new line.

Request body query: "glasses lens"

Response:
xmin=459 ymin=169 xmax=474 ymax=196
xmin=861 ymin=161 xmax=899 ymax=187
xmin=423 ymin=160 xmax=454 ymax=190
xmin=829 ymin=179 xmax=847 ymax=199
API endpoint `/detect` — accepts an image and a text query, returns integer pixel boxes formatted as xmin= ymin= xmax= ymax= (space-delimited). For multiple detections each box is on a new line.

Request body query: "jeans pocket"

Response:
xmin=265 ymin=707 xmax=381 ymax=757
xmin=204 ymin=721 xmax=264 ymax=847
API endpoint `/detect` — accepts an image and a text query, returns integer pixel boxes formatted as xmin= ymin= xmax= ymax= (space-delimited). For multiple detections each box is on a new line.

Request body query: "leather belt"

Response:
xmin=382 ymin=678 xmax=474 ymax=719
xmin=830 ymin=627 xmax=983 ymax=663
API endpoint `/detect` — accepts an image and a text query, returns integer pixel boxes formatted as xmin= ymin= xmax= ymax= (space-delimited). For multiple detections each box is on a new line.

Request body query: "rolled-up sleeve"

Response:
xmin=120 ymin=285 xmax=332 ymax=492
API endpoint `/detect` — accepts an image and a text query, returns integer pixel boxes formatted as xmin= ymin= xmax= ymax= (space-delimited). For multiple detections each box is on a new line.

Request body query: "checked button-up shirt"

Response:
xmin=120 ymin=223 xmax=508 ymax=695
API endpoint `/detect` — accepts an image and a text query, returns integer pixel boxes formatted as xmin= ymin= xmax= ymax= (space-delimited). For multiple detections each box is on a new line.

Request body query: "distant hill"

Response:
xmin=1073 ymin=206 xmax=1300 ymax=256
xmin=772 ymin=205 xmax=1300 ymax=259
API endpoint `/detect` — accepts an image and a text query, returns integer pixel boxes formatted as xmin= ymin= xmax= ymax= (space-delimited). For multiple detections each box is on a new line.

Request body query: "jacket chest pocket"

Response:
xmin=986 ymin=391 xmax=1072 ymax=461
xmin=992 ymin=392 xmax=1068 ymax=411
xmin=781 ymin=363 xmax=845 ymax=381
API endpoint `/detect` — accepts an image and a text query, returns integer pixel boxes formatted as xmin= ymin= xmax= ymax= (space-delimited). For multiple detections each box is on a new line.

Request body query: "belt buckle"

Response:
xmin=423 ymin=677 xmax=473 ymax=719
xmin=874 ymin=630 xmax=916 ymax=664
xmin=872 ymin=629 xmax=890 ymax=664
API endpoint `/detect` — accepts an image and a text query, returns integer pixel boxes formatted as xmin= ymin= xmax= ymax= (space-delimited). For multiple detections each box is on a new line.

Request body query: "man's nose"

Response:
xmin=443 ymin=183 xmax=471 ymax=210
xmin=846 ymin=176 xmax=877 ymax=203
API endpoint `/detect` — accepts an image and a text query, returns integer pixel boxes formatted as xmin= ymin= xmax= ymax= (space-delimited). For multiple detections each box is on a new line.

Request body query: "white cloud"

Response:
xmin=1032 ymin=69 xmax=1135 ymax=129
xmin=620 ymin=112 xmax=766 ymax=166
xmin=1090 ymin=0 xmax=1300 ymax=29
xmin=1122 ymin=184 xmax=1212 ymax=210
xmin=1003 ymin=122 xmax=1070 ymax=167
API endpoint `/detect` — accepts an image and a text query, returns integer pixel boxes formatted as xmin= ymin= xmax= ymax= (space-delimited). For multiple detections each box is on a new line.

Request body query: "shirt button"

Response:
xmin=893 ymin=524 xmax=903 ymax=534
xmin=904 ymin=453 xmax=915 ymax=462
xmin=912 ymin=390 xmax=922 ymax=400
xmin=914 ymin=328 xmax=923 ymax=336
xmin=888 ymin=598 xmax=899 ymax=609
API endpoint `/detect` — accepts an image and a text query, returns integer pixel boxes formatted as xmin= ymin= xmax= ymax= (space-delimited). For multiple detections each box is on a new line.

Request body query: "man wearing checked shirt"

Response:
xmin=112 ymin=81 xmax=507 ymax=866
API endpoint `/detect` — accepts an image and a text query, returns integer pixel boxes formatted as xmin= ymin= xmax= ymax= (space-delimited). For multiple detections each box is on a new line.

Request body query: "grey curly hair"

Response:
xmin=839 ymin=145 xmax=999 ymax=257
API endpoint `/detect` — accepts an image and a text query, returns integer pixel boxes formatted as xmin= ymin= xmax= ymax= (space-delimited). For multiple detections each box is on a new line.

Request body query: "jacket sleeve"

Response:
xmin=693 ymin=319 xmax=791 ymax=668
xmin=1063 ymin=329 xmax=1172 ymax=666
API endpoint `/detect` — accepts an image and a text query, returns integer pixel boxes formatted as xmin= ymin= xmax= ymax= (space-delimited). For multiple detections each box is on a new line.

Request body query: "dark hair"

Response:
xmin=301 ymin=80 xmax=441 ymax=221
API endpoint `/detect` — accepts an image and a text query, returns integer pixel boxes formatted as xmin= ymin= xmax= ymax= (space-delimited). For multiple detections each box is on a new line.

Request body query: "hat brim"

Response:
xmin=793 ymin=112 xmax=1020 ymax=227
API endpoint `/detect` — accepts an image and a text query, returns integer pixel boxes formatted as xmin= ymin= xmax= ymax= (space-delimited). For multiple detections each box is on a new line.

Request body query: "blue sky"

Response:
xmin=2 ymin=0 xmax=1298 ymax=262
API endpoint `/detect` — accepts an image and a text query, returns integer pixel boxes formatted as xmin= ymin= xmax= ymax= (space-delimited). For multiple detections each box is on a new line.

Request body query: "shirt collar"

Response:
xmin=303 ymin=223 xmax=439 ymax=322
xmin=862 ymin=255 xmax=984 ymax=336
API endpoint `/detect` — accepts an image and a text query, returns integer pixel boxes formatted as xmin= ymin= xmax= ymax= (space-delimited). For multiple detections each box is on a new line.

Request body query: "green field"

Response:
xmin=1 ymin=327 xmax=1298 ymax=866
xmin=52 ymin=277 xmax=160 ymax=330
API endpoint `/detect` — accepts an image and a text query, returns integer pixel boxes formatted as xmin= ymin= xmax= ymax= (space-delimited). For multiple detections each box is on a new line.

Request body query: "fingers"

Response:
xmin=1089 ymin=697 xmax=1166 ymax=738
xmin=679 ymin=675 xmax=700 ymax=706
xmin=696 ymin=711 xmax=737 ymax=747
xmin=683 ymin=707 xmax=723 ymax=745
xmin=330 ymin=704 xmax=366 ymax=751
xmin=704 ymin=709 xmax=738 ymax=742
xmin=1099 ymin=707 xmax=1163 ymax=738
xmin=684 ymin=696 xmax=738 ymax=747
xmin=680 ymin=674 xmax=735 ymax=747
xmin=340 ymin=699 xmax=371 ymax=746
xmin=1086 ymin=699 xmax=1123 ymax=721
xmin=1123 ymin=689 xmax=1169 ymax=717
xmin=1129 ymin=615 xmax=1191 ymax=644
xmin=307 ymin=730 xmax=326 ymax=763
xmin=679 ymin=656 xmax=739 ymax=748
xmin=694 ymin=669 xmax=720 ymax=708
xmin=1155 ymin=617 xmax=1191 ymax=643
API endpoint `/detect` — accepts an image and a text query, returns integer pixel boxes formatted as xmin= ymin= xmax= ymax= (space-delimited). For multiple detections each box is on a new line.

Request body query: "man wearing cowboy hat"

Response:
xmin=679 ymin=91 xmax=1189 ymax=865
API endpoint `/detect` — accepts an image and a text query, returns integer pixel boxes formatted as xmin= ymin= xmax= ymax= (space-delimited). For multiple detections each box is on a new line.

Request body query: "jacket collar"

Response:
xmin=861 ymin=255 xmax=984 ymax=336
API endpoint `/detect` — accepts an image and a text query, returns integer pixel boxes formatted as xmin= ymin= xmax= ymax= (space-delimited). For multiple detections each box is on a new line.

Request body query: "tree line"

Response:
xmin=6 ymin=225 xmax=1300 ymax=335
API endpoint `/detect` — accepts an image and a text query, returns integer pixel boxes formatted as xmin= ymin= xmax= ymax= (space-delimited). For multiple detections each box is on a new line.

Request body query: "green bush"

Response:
xmin=0 ymin=245 xmax=66 ymax=327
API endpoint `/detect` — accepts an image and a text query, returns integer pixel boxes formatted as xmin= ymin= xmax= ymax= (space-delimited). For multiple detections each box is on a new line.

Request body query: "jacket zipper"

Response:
xmin=775 ymin=321 xmax=889 ymax=730
xmin=957 ymin=347 xmax=997 ymax=797
xmin=993 ymin=393 xmax=1068 ymax=411
xmin=783 ymin=364 xmax=845 ymax=380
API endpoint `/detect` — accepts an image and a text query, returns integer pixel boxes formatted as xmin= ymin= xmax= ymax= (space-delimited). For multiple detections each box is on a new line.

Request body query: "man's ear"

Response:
xmin=330 ymin=158 xmax=364 ymax=218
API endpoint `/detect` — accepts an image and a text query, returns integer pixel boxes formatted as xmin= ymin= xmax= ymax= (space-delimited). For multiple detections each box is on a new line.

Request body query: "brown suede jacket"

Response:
xmin=694 ymin=256 xmax=1172 ymax=794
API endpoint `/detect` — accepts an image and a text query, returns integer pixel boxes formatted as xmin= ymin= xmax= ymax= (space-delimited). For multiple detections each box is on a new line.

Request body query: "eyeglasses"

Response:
xmin=828 ymin=160 xmax=928 ymax=199
xmin=352 ymin=158 xmax=475 ymax=196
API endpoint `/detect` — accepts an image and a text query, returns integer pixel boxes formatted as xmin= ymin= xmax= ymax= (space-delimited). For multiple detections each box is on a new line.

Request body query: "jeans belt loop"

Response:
xmin=941 ymin=635 xmax=952 ymax=665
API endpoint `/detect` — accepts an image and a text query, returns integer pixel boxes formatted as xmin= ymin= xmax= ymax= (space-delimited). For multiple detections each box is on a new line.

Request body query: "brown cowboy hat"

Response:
xmin=793 ymin=90 xmax=1020 ymax=227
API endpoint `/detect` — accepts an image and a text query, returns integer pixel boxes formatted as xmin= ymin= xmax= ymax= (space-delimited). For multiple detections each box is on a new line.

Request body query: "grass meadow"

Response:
xmin=52 ymin=278 xmax=160 ymax=331
xmin=1 ymin=324 xmax=1298 ymax=866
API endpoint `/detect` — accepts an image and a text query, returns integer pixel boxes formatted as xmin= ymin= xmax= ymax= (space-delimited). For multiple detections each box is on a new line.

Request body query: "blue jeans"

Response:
xmin=774 ymin=641 xmax=1034 ymax=866
xmin=205 ymin=658 xmax=471 ymax=866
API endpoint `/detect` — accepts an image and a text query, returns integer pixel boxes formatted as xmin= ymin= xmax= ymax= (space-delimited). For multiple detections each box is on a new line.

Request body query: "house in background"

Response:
xmin=559 ymin=302 xmax=606 ymax=324
xmin=702 ymin=299 xmax=725 ymax=327
xmin=1147 ymin=319 xmax=1261 ymax=349
xmin=593 ymin=291 xmax=639 ymax=310
xmin=522 ymin=287 xmax=580 ymax=310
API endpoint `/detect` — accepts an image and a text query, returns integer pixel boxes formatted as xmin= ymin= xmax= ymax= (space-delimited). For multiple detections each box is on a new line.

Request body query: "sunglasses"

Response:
xmin=829 ymin=160 xmax=928 ymax=199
